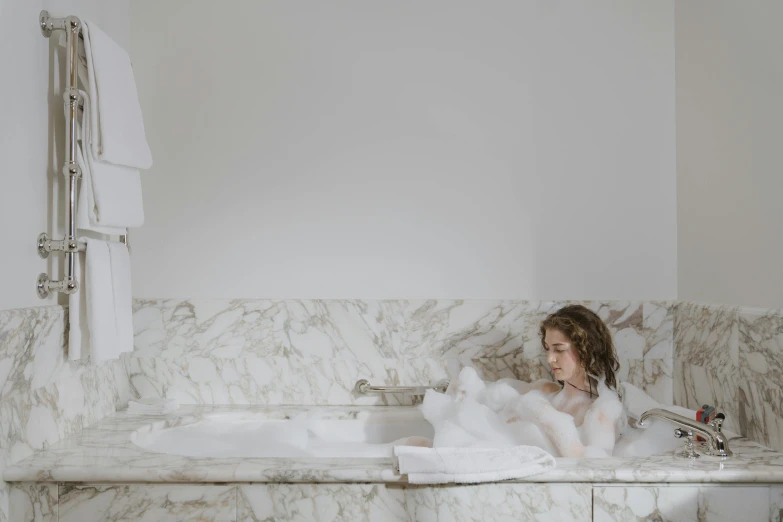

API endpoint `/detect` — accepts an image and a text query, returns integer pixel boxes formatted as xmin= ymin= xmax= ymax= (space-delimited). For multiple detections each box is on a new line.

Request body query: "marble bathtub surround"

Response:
xmin=674 ymin=302 xmax=783 ymax=453
xmin=58 ymin=484 xmax=237 ymax=522
xmin=0 ymin=306 xmax=69 ymax=401
xmin=130 ymin=299 xmax=676 ymax=406
xmin=0 ymin=306 xmax=132 ymax=522
xmin=5 ymin=405 xmax=783 ymax=485
xmin=238 ymin=483 xmax=593 ymax=522
xmin=593 ymin=485 xmax=775 ymax=522
xmin=7 ymin=484 xmax=56 ymax=522
xmin=131 ymin=299 xmax=673 ymax=361
xmin=11 ymin=482 xmax=781 ymax=522
xmin=738 ymin=308 xmax=783 ymax=453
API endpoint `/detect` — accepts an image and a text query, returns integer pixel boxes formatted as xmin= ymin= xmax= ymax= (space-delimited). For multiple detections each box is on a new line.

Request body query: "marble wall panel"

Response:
xmin=0 ymin=307 xmax=68 ymax=403
xmin=673 ymin=303 xmax=741 ymax=434
xmin=237 ymin=483 xmax=592 ymax=522
xmin=593 ymin=485 xmax=770 ymax=522
xmin=131 ymin=299 xmax=673 ymax=406
xmin=403 ymin=483 xmax=592 ymax=522
xmin=0 ymin=306 xmax=132 ymax=522
xmin=237 ymin=484 xmax=407 ymax=522
xmin=58 ymin=484 xmax=235 ymax=522
xmin=738 ymin=309 xmax=783 ymax=452
xmin=7 ymin=483 xmax=57 ymax=522
xmin=674 ymin=302 xmax=783 ymax=451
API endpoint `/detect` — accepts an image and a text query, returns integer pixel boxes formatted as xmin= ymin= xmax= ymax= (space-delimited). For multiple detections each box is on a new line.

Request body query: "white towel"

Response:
xmin=67 ymin=249 xmax=89 ymax=361
xmin=76 ymin=91 xmax=144 ymax=231
xmin=81 ymin=21 xmax=152 ymax=169
xmin=127 ymin=397 xmax=178 ymax=415
xmin=393 ymin=445 xmax=555 ymax=485
xmin=108 ymin=241 xmax=134 ymax=356
xmin=83 ymin=238 xmax=134 ymax=362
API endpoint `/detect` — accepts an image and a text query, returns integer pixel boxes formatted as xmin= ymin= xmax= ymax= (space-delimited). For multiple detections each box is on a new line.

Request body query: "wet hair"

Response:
xmin=539 ymin=304 xmax=620 ymax=390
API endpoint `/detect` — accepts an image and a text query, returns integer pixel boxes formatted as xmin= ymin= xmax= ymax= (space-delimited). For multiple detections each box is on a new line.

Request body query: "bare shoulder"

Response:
xmin=531 ymin=380 xmax=561 ymax=394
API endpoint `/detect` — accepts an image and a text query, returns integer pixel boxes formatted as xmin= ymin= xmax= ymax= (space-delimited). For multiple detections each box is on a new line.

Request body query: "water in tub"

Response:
xmin=132 ymin=408 xmax=435 ymax=459
xmin=132 ymin=368 xmax=713 ymax=459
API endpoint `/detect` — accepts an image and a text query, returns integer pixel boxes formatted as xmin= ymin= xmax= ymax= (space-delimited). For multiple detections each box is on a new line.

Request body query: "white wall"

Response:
xmin=130 ymin=0 xmax=676 ymax=300
xmin=677 ymin=0 xmax=783 ymax=309
xmin=0 ymin=0 xmax=130 ymax=310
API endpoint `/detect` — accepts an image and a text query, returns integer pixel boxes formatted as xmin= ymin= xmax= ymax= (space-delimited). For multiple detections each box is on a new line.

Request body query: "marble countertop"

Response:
xmin=5 ymin=405 xmax=783 ymax=484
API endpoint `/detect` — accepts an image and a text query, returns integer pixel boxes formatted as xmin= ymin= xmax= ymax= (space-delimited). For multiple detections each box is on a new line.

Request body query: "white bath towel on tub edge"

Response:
xmin=394 ymin=445 xmax=555 ymax=485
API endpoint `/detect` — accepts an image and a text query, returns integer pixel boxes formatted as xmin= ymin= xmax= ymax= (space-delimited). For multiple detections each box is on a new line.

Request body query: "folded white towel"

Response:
xmin=76 ymin=91 xmax=144 ymax=231
xmin=393 ymin=445 xmax=555 ymax=485
xmin=128 ymin=397 xmax=178 ymax=415
xmin=81 ymin=21 xmax=152 ymax=169
xmin=83 ymin=238 xmax=134 ymax=362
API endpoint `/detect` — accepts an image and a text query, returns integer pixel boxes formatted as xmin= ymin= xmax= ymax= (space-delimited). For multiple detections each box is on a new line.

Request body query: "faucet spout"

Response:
xmin=639 ymin=408 xmax=732 ymax=458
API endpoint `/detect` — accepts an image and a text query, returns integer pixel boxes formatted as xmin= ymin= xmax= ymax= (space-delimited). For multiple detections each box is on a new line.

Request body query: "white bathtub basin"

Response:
xmin=131 ymin=408 xmax=434 ymax=459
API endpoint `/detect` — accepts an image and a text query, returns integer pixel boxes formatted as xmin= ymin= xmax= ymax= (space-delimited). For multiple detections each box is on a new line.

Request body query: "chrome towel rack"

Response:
xmin=36 ymin=10 xmax=83 ymax=299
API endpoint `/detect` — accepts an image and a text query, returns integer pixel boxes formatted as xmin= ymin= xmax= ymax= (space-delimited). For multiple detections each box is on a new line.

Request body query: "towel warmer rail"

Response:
xmin=35 ymin=11 xmax=130 ymax=299
xmin=35 ymin=10 xmax=82 ymax=299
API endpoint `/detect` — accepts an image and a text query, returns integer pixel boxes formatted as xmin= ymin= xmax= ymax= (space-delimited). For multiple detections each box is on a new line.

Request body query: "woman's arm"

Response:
xmin=507 ymin=391 xmax=620 ymax=458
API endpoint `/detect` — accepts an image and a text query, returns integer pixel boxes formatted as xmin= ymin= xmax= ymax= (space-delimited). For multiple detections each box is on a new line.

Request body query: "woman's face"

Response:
xmin=544 ymin=328 xmax=583 ymax=383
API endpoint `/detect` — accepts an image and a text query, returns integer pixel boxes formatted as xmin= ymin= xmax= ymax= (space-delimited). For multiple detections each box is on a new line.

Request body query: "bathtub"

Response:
xmin=5 ymin=405 xmax=783 ymax=522
xmin=128 ymin=398 xmax=712 ymax=461
xmin=132 ymin=407 xmax=434 ymax=459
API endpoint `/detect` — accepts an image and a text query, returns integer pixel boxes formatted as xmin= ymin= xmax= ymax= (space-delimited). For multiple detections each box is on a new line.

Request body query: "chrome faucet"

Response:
xmin=638 ymin=408 xmax=732 ymax=458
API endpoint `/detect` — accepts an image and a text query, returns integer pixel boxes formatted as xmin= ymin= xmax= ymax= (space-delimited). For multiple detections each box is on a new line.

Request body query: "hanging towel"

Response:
xmin=108 ymin=241 xmax=134 ymax=355
xmin=75 ymin=91 xmax=144 ymax=231
xmin=82 ymin=238 xmax=134 ymax=362
xmin=67 ymin=249 xmax=89 ymax=361
xmin=393 ymin=445 xmax=555 ymax=485
xmin=81 ymin=21 xmax=152 ymax=169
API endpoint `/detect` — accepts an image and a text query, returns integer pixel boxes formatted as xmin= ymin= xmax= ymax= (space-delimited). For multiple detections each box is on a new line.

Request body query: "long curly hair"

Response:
xmin=539 ymin=304 xmax=620 ymax=390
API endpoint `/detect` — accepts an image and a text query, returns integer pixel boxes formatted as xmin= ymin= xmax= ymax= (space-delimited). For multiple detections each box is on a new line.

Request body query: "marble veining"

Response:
xmin=0 ymin=305 xmax=133 ymax=522
xmin=738 ymin=309 xmax=783 ymax=453
xmin=674 ymin=360 xmax=741 ymax=435
xmin=127 ymin=356 xmax=450 ymax=406
xmin=674 ymin=302 xmax=783 ymax=453
xmin=58 ymin=484 xmax=236 ymax=522
xmin=130 ymin=299 xmax=674 ymax=406
xmin=238 ymin=484 xmax=408 ymax=522
xmin=0 ymin=306 xmax=68 ymax=402
xmin=674 ymin=303 xmax=742 ymax=437
xmin=772 ymin=485 xmax=783 ymax=522
xmin=4 ymin=406 xmax=783 ymax=485
xmin=593 ymin=485 xmax=771 ymax=522
xmin=132 ymin=300 xmax=658 ymax=361
xmin=8 ymin=483 xmax=57 ymax=522
xmin=132 ymin=299 xmax=406 ymax=360
xmin=403 ymin=483 xmax=591 ymax=522
xmin=675 ymin=302 xmax=739 ymax=369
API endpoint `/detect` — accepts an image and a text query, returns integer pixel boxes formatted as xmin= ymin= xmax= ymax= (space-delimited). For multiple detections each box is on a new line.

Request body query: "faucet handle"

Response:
xmin=708 ymin=412 xmax=726 ymax=433
xmin=673 ymin=428 xmax=700 ymax=459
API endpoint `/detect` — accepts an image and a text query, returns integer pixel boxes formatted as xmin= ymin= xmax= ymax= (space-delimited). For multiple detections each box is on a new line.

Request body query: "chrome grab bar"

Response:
xmin=354 ymin=379 xmax=449 ymax=396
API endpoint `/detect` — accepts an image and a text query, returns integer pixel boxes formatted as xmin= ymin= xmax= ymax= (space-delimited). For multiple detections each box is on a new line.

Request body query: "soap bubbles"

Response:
xmin=418 ymin=367 xmax=690 ymax=458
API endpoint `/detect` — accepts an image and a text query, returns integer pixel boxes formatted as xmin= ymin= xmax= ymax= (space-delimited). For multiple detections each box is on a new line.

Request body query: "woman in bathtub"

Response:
xmin=416 ymin=305 xmax=626 ymax=458
xmin=507 ymin=304 xmax=625 ymax=457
